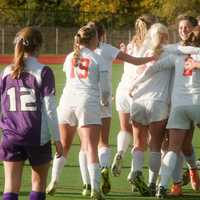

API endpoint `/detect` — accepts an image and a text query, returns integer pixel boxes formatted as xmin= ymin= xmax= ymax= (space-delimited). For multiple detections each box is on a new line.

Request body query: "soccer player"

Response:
xmin=129 ymin=26 xmax=200 ymax=198
xmin=0 ymin=27 xmax=63 ymax=200
xmin=49 ymin=25 xmax=111 ymax=200
xmin=112 ymin=14 xmax=157 ymax=179
xmin=128 ymin=23 xmax=170 ymax=196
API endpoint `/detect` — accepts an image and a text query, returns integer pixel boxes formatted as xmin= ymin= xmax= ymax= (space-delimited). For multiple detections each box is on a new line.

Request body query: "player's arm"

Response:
xmin=116 ymin=51 xmax=158 ymax=66
xmin=41 ymin=66 xmax=63 ymax=157
xmin=129 ymin=55 xmax=175 ymax=96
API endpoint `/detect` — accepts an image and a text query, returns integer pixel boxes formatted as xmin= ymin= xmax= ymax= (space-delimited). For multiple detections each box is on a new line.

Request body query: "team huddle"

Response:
xmin=1 ymin=13 xmax=200 ymax=200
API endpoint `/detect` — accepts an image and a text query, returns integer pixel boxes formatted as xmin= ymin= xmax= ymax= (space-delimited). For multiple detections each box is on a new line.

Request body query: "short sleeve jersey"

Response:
xmin=95 ymin=42 xmax=120 ymax=90
xmin=0 ymin=57 xmax=56 ymax=145
xmin=63 ymin=47 xmax=107 ymax=97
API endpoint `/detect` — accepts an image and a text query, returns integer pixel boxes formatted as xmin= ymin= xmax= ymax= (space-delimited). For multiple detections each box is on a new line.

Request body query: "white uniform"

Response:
xmin=95 ymin=42 xmax=120 ymax=118
xmin=130 ymin=50 xmax=172 ymax=125
xmin=57 ymin=47 xmax=108 ymax=127
xmin=115 ymin=42 xmax=140 ymax=113
xmin=131 ymin=50 xmax=200 ymax=129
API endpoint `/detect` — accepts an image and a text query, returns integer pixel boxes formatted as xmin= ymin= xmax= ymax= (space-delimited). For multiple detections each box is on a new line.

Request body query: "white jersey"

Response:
xmin=132 ymin=51 xmax=200 ymax=108
xmin=118 ymin=42 xmax=141 ymax=89
xmin=62 ymin=47 xmax=107 ymax=99
xmin=131 ymin=49 xmax=172 ymax=103
xmin=95 ymin=42 xmax=120 ymax=91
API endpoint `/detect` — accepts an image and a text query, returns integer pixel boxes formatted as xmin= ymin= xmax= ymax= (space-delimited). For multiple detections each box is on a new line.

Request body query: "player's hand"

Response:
xmin=54 ymin=141 xmax=63 ymax=158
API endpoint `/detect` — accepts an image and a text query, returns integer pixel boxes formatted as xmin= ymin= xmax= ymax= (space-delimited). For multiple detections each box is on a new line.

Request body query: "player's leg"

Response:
xmin=148 ymin=120 xmax=166 ymax=196
xmin=157 ymin=129 xmax=186 ymax=198
xmin=3 ymin=161 xmax=24 ymax=200
xmin=79 ymin=132 xmax=91 ymax=196
xmin=80 ymin=125 xmax=105 ymax=199
xmin=127 ymin=120 xmax=149 ymax=196
xmin=98 ymin=117 xmax=112 ymax=194
xmin=111 ymin=112 xmax=132 ymax=177
xmin=46 ymin=124 xmax=76 ymax=195
xmin=182 ymin=130 xmax=200 ymax=191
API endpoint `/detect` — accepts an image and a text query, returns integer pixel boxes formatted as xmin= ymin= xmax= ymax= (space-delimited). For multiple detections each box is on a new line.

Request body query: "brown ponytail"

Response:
xmin=11 ymin=27 xmax=42 ymax=79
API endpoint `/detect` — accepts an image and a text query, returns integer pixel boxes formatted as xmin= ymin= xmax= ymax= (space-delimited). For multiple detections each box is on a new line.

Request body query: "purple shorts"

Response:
xmin=0 ymin=137 xmax=52 ymax=166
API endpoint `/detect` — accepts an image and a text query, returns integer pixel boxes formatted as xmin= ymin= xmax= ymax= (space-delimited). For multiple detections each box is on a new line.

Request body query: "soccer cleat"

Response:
xmin=82 ymin=184 xmax=91 ymax=196
xmin=189 ymin=168 xmax=200 ymax=191
xmin=90 ymin=190 xmax=106 ymax=200
xmin=101 ymin=167 xmax=111 ymax=194
xmin=148 ymin=182 xmax=157 ymax=196
xmin=182 ymin=169 xmax=190 ymax=186
xmin=156 ymin=186 xmax=167 ymax=199
xmin=111 ymin=152 xmax=123 ymax=177
xmin=46 ymin=180 xmax=57 ymax=195
xmin=169 ymin=182 xmax=183 ymax=197
xmin=127 ymin=170 xmax=150 ymax=196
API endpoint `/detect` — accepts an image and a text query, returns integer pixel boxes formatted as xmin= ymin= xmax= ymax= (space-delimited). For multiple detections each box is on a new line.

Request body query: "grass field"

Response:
xmin=0 ymin=63 xmax=200 ymax=200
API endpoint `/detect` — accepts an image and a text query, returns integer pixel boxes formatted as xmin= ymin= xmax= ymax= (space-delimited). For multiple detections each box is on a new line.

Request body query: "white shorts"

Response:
xmin=115 ymin=84 xmax=131 ymax=113
xmin=57 ymin=93 xmax=101 ymax=127
xmin=130 ymin=100 xmax=169 ymax=126
xmin=167 ymin=105 xmax=200 ymax=130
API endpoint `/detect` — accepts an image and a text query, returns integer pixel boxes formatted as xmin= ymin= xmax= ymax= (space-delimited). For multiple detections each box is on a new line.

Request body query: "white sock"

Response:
xmin=172 ymin=153 xmax=184 ymax=183
xmin=79 ymin=150 xmax=90 ymax=185
xmin=131 ymin=149 xmax=144 ymax=172
xmin=148 ymin=151 xmax=161 ymax=184
xmin=117 ymin=131 xmax=132 ymax=157
xmin=88 ymin=163 xmax=101 ymax=192
xmin=159 ymin=151 xmax=177 ymax=188
xmin=51 ymin=155 xmax=66 ymax=182
xmin=98 ymin=147 xmax=111 ymax=168
xmin=184 ymin=148 xmax=197 ymax=169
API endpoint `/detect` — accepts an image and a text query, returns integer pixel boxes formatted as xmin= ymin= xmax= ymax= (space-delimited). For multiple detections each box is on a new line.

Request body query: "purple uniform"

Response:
xmin=0 ymin=57 xmax=60 ymax=164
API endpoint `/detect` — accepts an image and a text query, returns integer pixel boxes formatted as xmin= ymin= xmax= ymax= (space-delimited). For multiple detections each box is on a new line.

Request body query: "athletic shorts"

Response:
xmin=0 ymin=137 xmax=52 ymax=166
xmin=130 ymin=100 xmax=169 ymax=126
xmin=115 ymin=85 xmax=131 ymax=113
xmin=167 ymin=105 xmax=200 ymax=130
xmin=57 ymin=94 xmax=101 ymax=127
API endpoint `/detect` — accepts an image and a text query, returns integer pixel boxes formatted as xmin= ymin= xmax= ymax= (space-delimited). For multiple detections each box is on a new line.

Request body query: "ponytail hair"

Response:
xmin=12 ymin=27 xmax=42 ymax=79
xmin=132 ymin=14 xmax=157 ymax=48
xmin=73 ymin=25 xmax=97 ymax=67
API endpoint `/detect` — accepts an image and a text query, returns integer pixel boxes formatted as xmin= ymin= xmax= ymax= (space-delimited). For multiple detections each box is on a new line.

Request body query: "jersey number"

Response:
xmin=70 ymin=58 xmax=90 ymax=79
xmin=7 ymin=87 xmax=37 ymax=111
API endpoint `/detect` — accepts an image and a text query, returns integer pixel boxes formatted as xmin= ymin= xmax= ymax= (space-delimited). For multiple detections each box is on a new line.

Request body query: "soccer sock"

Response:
xmin=159 ymin=151 xmax=177 ymax=188
xmin=29 ymin=191 xmax=45 ymax=200
xmin=131 ymin=149 xmax=144 ymax=172
xmin=117 ymin=131 xmax=132 ymax=157
xmin=79 ymin=150 xmax=90 ymax=185
xmin=51 ymin=155 xmax=66 ymax=182
xmin=148 ymin=151 xmax=161 ymax=184
xmin=3 ymin=193 xmax=18 ymax=200
xmin=98 ymin=147 xmax=111 ymax=168
xmin=184 ymin=148 xmax=197 ymax=169
xmin=88 ymin=163 xmax=101 ymax=192
xmin=172 ymin=153 xmax=184 ymax=183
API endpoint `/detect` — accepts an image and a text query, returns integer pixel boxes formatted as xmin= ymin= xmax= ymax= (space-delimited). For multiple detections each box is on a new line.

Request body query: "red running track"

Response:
xmin=0 ymin=55 xmax=122 ymax=65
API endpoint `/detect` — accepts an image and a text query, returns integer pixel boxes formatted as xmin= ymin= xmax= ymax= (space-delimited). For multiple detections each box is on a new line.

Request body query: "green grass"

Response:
xmin=0 ymin=63 xmax=200 ymax=199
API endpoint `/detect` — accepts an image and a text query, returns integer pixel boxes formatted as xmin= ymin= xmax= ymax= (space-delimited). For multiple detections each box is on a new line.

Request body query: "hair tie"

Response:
xmin=13 ymin=36 xmax=29 ymax=46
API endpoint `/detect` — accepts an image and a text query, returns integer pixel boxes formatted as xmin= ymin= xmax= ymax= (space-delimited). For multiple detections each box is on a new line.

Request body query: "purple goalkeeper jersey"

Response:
xmin=0 ymin=57 xmax=59 ymax=146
